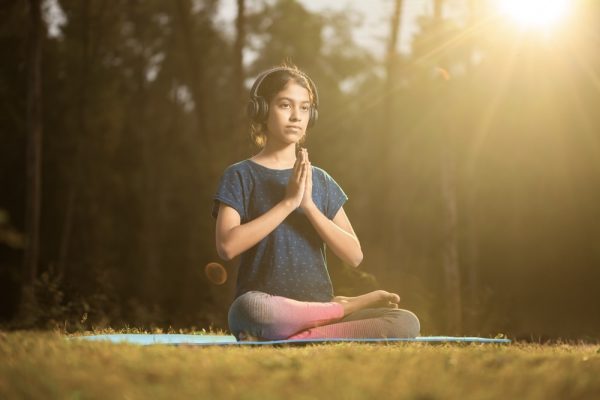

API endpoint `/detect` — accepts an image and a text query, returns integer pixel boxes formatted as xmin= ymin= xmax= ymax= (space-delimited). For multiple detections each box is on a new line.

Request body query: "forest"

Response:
xmin=1 ymin=0 xmax=600 ymax=340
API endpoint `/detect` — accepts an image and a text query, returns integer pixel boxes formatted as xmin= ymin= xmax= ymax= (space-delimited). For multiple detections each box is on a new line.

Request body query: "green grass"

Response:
xmin=1 ymin=331 xmax=600 ymax=400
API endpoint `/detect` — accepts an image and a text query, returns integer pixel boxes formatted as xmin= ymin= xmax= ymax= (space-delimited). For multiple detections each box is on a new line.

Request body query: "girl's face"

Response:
xmin=265 ymin=82 xmax=311 ymax=147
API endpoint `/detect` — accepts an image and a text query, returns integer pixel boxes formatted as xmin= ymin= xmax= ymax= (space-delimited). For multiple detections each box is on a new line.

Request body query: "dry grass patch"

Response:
xmin=1 ymin=331 xmax=599 ymax=399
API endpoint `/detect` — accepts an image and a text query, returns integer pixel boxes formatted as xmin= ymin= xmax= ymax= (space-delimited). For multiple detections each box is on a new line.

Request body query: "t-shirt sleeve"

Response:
xmin=212 ymin=166 xmax=246 ymax=220
xmin=323 ymin=170 xmax=348 ymax=220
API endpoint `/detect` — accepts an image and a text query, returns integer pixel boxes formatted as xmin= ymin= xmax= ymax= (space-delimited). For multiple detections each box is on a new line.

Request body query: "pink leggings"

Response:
xmin=228 ymin=291 xmax=420 ymax=341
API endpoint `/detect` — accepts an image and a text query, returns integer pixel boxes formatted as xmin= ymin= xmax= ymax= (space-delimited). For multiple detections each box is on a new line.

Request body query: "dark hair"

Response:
xmin=250 ymin=64 xmax=316 ymax=148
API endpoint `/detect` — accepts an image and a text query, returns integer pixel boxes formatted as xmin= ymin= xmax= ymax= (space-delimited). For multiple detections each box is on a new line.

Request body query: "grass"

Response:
xmin=1 ymin=331 xmax=600 ymax=399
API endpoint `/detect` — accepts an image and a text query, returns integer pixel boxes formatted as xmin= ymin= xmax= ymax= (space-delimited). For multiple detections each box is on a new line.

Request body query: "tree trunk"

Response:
xmin=233 ymin=0 xmax=247 ymax=159
xmin=433 ymin=0 xmax=462 ymax=334
xmin=175 ymin=0 xmax=209 ymax=153
xmin=20 ymin=0 xmax=44 ymax=322
xmin=464 ymin=0 xmax=480 ymax=332
xmin=433 ymin=0 xmax=443 ymax=21
xmin=57 ymin=189 xmax=75 ymax=281
xmin=384 ymin=0 xmax=403 ymax=145
xmin=380 ymin=0 xmax=404 ymax=255
xmin=440 ymin=146 xmax=462 ymax=334
xmin=58 ymin=0 xmax=92 ymax=282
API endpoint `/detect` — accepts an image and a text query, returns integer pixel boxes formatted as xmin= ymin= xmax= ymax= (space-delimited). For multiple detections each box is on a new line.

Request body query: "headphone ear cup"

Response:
xmin=308 ymin=107 xmax=318 ymax=128
xmin=256 ymin=96 xmax=269 ymax=122
xmin=246 ymin=98 xmax=259 ymax=121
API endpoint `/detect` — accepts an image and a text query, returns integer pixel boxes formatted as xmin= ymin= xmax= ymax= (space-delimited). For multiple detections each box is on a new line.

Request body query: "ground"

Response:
xmin=1 ymin=331 xmax=599 ymax=399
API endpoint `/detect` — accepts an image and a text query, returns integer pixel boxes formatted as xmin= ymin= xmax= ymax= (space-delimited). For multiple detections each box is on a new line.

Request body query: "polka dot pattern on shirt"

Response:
xmin=212 ymin=159 xmax=348 ymax=302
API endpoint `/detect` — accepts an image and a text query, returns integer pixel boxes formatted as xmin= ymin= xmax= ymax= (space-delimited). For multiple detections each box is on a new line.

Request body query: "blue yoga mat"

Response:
xmin=75 ymin=334 xmax=511 ymax=346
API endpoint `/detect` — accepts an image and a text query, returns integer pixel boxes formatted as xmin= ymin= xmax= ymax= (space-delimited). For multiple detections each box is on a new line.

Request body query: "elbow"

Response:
xmin=216 ymin=242 xmax=236 ymax=261
xmin=348 ymin=250 xmax=364 ymax=268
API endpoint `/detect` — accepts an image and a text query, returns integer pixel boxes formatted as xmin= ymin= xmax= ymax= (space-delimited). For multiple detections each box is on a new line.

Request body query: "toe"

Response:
xmin=388 ymin=293 xmax=400 ymax=303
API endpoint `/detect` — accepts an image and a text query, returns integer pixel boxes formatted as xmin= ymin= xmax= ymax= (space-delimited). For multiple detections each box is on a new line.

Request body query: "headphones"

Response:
xmin=247 ymin=67 xmax=319 ymax=129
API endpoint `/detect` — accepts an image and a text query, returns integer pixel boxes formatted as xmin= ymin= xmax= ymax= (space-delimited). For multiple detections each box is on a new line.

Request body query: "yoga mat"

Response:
xmin=75 ymin=334 xmax=511 ymax=346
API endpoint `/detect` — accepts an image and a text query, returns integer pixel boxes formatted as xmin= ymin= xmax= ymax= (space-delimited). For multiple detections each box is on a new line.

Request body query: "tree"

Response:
xmin=174 ymin=0 xmax=210 ymax=151
xmin=408 ymin=0 xmax=464 ymax=333
xmin=380 ymin=0 xmax=405 ymax=253
xmin=20 ymin=0 xmax=44 ymax=320
xmin=433 ymin=0 xmax=462 ymax=335
xmin=384 ymin=0 xmax=404 ymax=138
xmin=232 ymin=0 xmax=247 ymax=159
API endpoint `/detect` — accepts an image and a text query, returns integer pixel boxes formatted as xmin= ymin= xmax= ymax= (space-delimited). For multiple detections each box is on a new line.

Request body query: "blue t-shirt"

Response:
xmin=212 ymin=159 xmax=348 ymax=302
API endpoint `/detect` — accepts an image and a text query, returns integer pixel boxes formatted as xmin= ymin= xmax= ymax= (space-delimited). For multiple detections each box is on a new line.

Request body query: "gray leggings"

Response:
xmin=228 ymin=291 xmax=420 ymax=341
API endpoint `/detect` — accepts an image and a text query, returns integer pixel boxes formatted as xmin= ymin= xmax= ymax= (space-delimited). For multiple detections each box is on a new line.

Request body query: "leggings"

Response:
xmin=228 ymin=291 xmax=420 ymax=341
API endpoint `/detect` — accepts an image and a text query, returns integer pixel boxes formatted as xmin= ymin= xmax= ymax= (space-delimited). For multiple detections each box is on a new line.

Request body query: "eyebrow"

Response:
xmin=276 ymin=96 xmax=311 ymax=104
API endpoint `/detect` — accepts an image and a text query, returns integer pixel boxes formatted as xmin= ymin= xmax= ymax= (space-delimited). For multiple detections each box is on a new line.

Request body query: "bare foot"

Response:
xmin=237 ymin=332 xmax=263 ymax=342
xmin=332 ymin=290 xmax=400 ymax=316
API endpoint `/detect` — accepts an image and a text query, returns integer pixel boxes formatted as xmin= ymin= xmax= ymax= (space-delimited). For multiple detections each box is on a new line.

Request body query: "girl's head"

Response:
xmin=248 ymin=65 xmax=318 ymax=148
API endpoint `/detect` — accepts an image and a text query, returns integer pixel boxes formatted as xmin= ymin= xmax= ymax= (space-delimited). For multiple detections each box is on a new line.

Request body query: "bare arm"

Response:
xmin=299 ymin=149 xmax=363 ymax=267
xmin=215 ymin=201 xmax=296 ymax=260
xmin=215 ymin=155 xmax=308 ymax=261
xmin=303 ymin=204 xmax=363 ymax=267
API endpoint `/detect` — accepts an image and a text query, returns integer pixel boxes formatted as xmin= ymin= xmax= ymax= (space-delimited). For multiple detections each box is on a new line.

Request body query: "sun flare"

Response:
xmin=496 ymin=0 xmax=570 ymax=29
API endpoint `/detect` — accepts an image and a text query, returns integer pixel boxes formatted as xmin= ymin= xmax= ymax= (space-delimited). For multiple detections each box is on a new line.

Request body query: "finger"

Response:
xmin=297 ymin=161 xmax=307 ymax=184
xmin=306 ymin=163 xmax=312 ymax=188
xmin=293 ymin=154 xmax=302 ymax=177
xmin=303 ymin=162 xmax=309 ymax=179
xmin=294 ymin=151 xmax=301 ymax=168
xmin=299 ymin=161 xmax=307 ymax=183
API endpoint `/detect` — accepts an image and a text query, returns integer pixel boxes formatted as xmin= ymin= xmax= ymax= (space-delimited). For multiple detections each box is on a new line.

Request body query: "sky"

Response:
xmin=44 ymin=0 xmax=442 ymax=56
xmin=215 ymin=0 xmax=437 ymax=58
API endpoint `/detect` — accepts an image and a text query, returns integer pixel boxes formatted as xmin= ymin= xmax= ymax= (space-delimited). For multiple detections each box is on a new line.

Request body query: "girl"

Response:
xmin=212 ymin=65 xmax=420 ymax=341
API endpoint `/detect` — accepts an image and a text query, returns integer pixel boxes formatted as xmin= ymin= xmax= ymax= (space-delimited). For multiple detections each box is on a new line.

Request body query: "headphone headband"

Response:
xmin=249 ymin=67 xmax=319 ymax=108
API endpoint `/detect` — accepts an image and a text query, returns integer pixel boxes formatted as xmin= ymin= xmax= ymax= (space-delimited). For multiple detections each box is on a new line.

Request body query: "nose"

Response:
xmin=289 ymin=105 xmax=301 ymax=122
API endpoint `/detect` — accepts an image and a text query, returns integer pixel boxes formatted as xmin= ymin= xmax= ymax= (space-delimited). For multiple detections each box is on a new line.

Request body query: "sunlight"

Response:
xmin=496 ymin=0 xmax=570 ymax=30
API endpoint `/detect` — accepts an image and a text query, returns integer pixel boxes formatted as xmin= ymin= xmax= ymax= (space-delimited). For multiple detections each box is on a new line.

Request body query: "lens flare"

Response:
xmin=496 ymin=0 xmax=570 ymax=29
xmin=204 ymin=262 xmax=227 ymax=285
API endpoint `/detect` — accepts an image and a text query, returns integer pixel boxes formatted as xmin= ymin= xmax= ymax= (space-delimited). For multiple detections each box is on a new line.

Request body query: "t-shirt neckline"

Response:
xmin=246 ymin=159 xmax=293 ymax=173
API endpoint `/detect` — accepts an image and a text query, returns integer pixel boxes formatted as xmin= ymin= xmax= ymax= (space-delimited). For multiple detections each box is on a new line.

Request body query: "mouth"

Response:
xmin=285 ymin=126 xmax=303 ymax=131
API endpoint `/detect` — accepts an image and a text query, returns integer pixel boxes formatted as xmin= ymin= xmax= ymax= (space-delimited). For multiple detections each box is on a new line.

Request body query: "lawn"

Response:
xmin=1 ymin=331 xmax=599 ymax=399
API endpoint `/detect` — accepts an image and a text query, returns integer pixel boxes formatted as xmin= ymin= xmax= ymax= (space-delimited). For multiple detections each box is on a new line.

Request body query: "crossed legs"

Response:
xmin=228 ymin=290 xmax=420 ymax=341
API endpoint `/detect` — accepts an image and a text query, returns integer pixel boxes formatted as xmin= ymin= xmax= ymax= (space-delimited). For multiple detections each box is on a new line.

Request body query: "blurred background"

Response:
xmin=1 ymin=0 xmax=599 ymax=340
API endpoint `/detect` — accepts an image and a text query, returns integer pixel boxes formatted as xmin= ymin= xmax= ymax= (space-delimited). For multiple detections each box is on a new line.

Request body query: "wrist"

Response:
xmin=301 ymin=200 xmax=318 ymax=214
xmin=281 ymin=198 xmax=299 ymax=212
